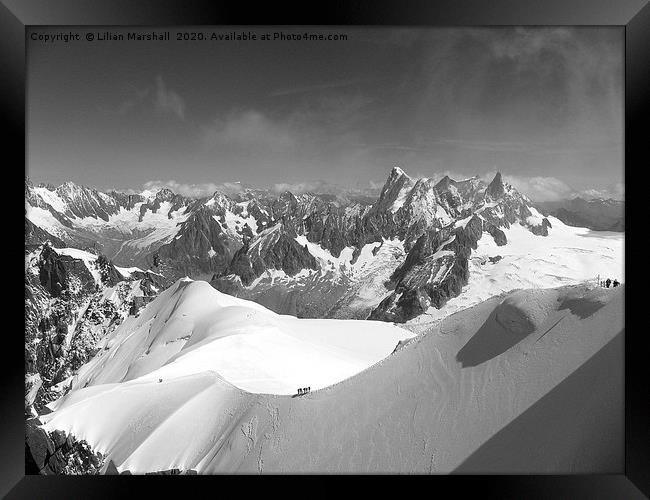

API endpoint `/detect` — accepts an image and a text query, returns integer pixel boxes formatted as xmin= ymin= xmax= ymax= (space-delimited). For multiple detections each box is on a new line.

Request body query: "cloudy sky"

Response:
xmin=27 ymin=27 xmax=623 ymax=201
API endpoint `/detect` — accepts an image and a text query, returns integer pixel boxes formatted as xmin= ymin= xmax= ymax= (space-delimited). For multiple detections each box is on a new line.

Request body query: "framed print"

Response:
xmin=3 ymin=0 xmax=647 ymax=497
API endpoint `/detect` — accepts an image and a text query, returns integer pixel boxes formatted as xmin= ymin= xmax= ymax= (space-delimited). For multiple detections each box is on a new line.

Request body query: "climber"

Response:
xmin=613 ymin=279 xmax=620 ymax=287
xmin=605 ymin=278 xmax=611 ymax=288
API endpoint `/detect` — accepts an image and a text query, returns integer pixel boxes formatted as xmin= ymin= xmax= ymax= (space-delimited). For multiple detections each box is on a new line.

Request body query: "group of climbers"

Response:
xmin=600 ymin=278 xmax=620 ymax=288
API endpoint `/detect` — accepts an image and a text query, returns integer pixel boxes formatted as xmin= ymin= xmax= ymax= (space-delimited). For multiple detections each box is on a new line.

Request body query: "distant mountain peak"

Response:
xmin=434 ymin=175 xmax=456 ymax=191
xmin=390 ymin=165 xmax=407 ymax=178
xmin=486 ymin=172 xmax=505 ymax=199
xmin=373 ymin=166 xmax=415 ymax=214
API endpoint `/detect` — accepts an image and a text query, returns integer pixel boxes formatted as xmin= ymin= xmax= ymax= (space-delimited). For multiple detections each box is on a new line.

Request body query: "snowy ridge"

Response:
xmin=51 ymin=279 xmax=413 ymax=395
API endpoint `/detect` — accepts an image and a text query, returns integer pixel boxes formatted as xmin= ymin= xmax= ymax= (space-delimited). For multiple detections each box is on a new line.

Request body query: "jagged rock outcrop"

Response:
xmin=371 ymin=166 xmax=415 ymax=214
xmin=220 ymin=224 xmax=318 ymax=286
xmin=529 ymin=217 xmax=552 ymax=236
xmin=137 ymin=188 xmax=189 ymax=221
xmin=53 ymin=182 xmax=121 ymax=222
xmin=107 ymin=191 xmax=145 ymax=210
xmin=484 ymin=221 xmax=507 ymax=246
xmin=26 ymin=419 xmax=104 ymax=475
xmin=369 ymin=215 xmax=484 ymax=322
xmin=37 ymin=245 xmax=95 ymax=297
xmin=486 ymin=171 xmax=506 ymax=200
xmin=157 ymin=206 xmax=235 ymax=275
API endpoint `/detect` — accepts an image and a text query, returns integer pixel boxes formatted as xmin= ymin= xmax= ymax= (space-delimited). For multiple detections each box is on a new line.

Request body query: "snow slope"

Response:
xmin=39 ymin=282 xmax=623 ymax=474
xmin=43 ymin=279 xmax=413 ymax=396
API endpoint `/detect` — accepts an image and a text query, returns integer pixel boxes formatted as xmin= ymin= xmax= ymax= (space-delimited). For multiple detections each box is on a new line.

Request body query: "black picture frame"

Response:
xmin=4 ymin=0 xmax=646 ymax=497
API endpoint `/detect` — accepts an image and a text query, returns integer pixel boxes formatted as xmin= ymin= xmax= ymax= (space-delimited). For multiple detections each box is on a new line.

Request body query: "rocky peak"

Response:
xmin=385 ymin=166 xmax=411 ymax=189
xmin=434 ymin=175 xmax=456 ymax=192
xmin=55 ymin=181 xmax=85 ymax=200
xmin=373 ymin=165 xmax=415 ymax=214
xmin=155 ymin=188 xmax=176 ymax=202
xmin=204 ymin=191 xmax=233 ymax=215
xmin=389 ymin=165 xmax=407 ymax=179
xmin=271 ymin=191 xmax=299 ymax=219
xmin=220 ymin=222 xmax=318 ymax=286
xmin=486 ymin=172 xmax=505 ymax=200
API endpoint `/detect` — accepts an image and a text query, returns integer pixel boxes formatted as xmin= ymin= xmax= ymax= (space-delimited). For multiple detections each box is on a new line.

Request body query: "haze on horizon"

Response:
xmin=27 ymin=27 xmax=623 ymax=202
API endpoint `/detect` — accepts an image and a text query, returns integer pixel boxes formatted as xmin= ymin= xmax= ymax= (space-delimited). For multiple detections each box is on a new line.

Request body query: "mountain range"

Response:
xmin=26 ymin=168 xmax=560 ymax=320
xmin=536 ymin=197 xmax=624 ymax=232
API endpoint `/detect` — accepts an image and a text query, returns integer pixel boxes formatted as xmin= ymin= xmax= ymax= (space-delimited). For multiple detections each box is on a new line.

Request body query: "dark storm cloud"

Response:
xmin=27 ymin=27 xmax=622 ymax=201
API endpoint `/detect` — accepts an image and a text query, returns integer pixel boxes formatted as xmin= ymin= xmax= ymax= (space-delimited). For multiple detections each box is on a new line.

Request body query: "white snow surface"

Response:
xmin=295 ymin=235 xmax=356 ymax=271
xmin=525 ymin=206 xmax=546 ymax=226
xmin=114 ymin=266 xmax=142 ymax=278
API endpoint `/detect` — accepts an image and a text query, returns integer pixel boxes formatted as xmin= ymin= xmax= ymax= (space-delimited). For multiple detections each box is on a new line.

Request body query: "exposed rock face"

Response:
xmin=137 ymin=188 xmax=189 ymax=221
xmin=484 ymin=222 xmax=507 ymax=246
xmin=529 ymin=217 xmax=552 ymax=236
xmin=486 ymin=171 xmax=506 ymax=200
xmin=303 ymin=206 xmax=359 ymax=258
xmin=38 ymin=245 xmax=95 ymax=297
xmin=26 ymin=419 xmax=104 ymax=475
xmin=222 ymin=243 xmax=257 ymax=285
xmin=372 ymin=166 xmax=415 ymax=214
xmin=369 ymin=216 xmax=484 ymax=323
xmin=220 ymin=224 xmax=318 ymax=286
xmin=158 ymin=206 xmax=235 ymax=275
xmin=107 ymin=191 xmax=145 ymax=210
xmin=95 ymin=254 xmax=123 ymax=287
xmin=129 ymin=295 xmax=156 ymax=316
